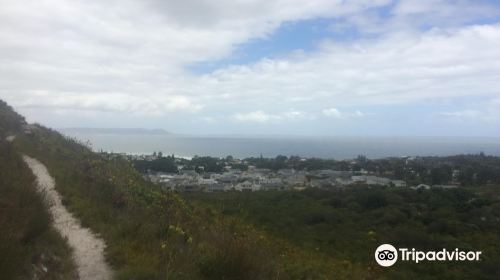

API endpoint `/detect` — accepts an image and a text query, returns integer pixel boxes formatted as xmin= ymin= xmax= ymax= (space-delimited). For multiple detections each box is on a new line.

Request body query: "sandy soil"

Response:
xmin=23 ymin=155 xmax=113 ymax=280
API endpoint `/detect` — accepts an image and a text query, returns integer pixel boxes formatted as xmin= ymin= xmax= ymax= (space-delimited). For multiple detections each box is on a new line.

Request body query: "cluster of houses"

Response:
xmin=144 ymin=167 xmax=410 ymax=192
xmin=99 ymin=152 xmax=462 ymax=192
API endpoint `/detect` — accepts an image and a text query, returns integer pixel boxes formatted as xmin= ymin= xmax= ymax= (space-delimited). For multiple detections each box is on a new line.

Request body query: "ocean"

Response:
xmin=60 ymin=132 xmax=500 ymax=160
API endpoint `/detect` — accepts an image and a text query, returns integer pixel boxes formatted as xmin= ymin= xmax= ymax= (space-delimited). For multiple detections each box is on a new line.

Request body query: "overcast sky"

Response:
xmin=1 ymin=0 xmax=500 ymax=136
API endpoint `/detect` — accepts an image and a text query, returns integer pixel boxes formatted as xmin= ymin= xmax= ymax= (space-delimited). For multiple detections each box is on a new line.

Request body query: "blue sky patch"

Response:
xmin=187 ymin=17 xmax=358 ymax=74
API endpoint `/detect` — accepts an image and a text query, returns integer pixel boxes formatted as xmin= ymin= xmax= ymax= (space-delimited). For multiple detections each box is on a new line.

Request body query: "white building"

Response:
xmin=234 ymin=180 xmax=261 ymax=192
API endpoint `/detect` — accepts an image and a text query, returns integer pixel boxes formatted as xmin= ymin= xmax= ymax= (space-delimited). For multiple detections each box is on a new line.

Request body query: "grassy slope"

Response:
xmin=13 ymin=123 xmax=371 ymax=279
xmin=0 ymin=101 xmax=77 ymax=279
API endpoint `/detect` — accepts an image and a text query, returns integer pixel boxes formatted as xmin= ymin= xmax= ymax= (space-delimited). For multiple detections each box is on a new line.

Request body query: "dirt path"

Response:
xmin=22 ymin=155 xmax=113 ymax=280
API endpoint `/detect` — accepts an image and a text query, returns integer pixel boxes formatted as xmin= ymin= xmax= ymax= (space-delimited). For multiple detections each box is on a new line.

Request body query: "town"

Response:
xmin=144 ymin=167 xmax=414 ymax=192
xmin=96 ymin=152 xmax=475 ymax=192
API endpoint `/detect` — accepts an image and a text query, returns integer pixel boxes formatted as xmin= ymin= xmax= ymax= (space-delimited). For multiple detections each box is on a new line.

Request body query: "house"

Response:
xmin=219 ymin=172 xmax=239 ymax=184
xmin=365 ymin=176 xmax=391 ymax=186
xmin=310 ymin=178 xmax=335 ymax=188
xmin=253 ymin=168 xmax=272 ymax=174
xmin=234 ymin=180 xmax=261 ymax=192
xmin=261 ymin=178 xmax=285 ymax=190
xmin=351 ymin=175 xmax=366 ymax=183
xmin=284 ymin=173 xmax=307 ymax=187
xmin=209 ymin=173 xmax=222 ymax=180
xmin=314 ymin=170 xmax=336 ymax=179
xmin=240 ymin=172 xmax=264 ymax=182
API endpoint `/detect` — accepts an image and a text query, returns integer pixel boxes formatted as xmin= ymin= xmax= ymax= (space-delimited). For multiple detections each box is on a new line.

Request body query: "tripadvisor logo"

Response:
xmin=375 ymin=244 xmax=398 ymax=267
xmin=375 ymin=244 xmax=482 ymax=267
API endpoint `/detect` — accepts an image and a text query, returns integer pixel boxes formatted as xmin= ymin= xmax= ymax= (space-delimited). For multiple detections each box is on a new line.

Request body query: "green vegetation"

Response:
xmin=360 ymin=155 xmax=500 ymax=186
xmin=12 ymin=122 xmax=363 ymax=279
xmin=131 ymin=154 xmax=226 ymax=173
xmin=133 ymin=154 xmax=178 ymax=173
xmin=3 ymin=99 xmax=500 ymax=279
xmin=184 ymin=187 xmax=500 ymax=279
xmin=0 ymin=100 xmax=26 ymax=135
xmin=245 ymin=154 xmax=500 ymax=186
xmin=0 ymin=102 xmax=77 ymax=279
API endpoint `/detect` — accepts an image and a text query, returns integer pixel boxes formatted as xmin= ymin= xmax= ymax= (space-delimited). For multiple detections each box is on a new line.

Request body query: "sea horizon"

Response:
xmin=59 ymin=129 xmax=500 ymax=160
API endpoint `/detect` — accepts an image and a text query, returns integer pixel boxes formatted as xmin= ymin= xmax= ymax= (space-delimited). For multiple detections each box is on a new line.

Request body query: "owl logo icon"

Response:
xmin=375 ymin=244 xmax=398 ymax=267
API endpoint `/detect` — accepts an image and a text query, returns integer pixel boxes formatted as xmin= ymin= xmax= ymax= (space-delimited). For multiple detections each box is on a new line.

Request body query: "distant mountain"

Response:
xmin=59 ymin=127 xmax=172 ymax=135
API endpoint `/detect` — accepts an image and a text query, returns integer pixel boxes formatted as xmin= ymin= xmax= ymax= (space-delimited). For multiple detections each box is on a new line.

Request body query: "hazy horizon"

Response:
xmin=60 ymin=129 xmax=500 ymax=160
xmin=58 ymin=126 xmax=500 ymax=139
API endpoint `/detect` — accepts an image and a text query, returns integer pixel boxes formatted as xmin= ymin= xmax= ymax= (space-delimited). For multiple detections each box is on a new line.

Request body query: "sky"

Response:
xmin=1 ymin=0 xmax=500 ymax=137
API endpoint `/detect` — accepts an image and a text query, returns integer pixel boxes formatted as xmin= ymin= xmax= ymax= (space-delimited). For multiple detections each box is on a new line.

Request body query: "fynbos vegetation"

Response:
xmin=0 ymin=101 xmax=77 ymax=279
xmin=2 ymin=100 xmax=500 ymax=279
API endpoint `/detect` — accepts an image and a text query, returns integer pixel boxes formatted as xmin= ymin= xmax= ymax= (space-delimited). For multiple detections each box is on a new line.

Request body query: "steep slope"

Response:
xmin=2 ymin=100 xmax=368 ymax=279
xmin=2 ymin=100 xmax=367 ymax=279
xmin=0 ymin=102 xmax=77 ymax=279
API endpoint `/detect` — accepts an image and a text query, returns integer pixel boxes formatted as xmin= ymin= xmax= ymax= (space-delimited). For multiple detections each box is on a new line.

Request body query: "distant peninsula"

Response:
xmin=59 ymin=127 xmax=172 ymax=135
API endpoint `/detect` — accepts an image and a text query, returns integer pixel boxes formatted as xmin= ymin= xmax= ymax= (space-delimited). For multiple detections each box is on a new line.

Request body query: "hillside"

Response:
xmin=3 ymin=99 xmax=500 ymax=279
xmin=0 ymin=101 xmax=77 ymax=279
xmin=1 ymin=100 xmax=364 ymax=279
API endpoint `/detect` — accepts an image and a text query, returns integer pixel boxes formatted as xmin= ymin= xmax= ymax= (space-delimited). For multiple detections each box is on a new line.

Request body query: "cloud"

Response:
xmin=393 ymin=0 xmax=496 ymax=19
xmin=233 ymin=111 xmax=274 ymax=123
xmin=352 ymin=110 xmax=365 ymax=117
xmin=322 ymin=108 xmax=365 ymax=119
xmin=0 ymin=0 xmax=396 ymax=116
xmin=199 ymin=24 xmax=500 ymax=109
xmin=7 ymin=91 xmax=202 ymax=116
xmin=440 ymin=98 xmax=500 ymax=122
xmin=0 ymin=0 xmax=499 ymax=135
xmin=322 ymin=108 xmax=342 ymax=118
xmin=232 ymin=110 xmax=311 ymax=123
xmin=441 ymin=110 xmax=481 ymax=119
xmin=327 ymin=0 xmax=500 ymax=35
